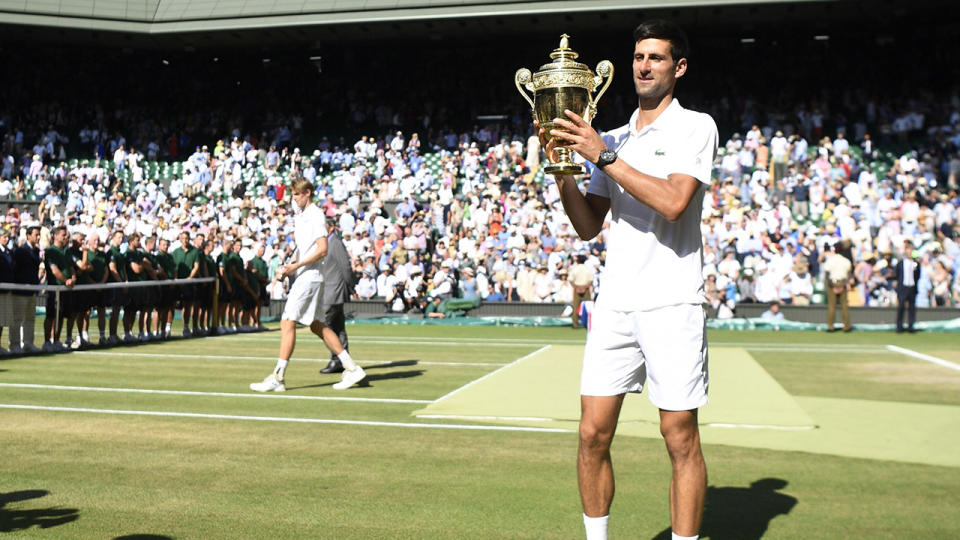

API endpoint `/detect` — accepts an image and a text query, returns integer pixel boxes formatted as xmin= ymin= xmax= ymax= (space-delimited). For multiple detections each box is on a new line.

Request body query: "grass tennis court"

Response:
xmin=2 ymin=324 xmax=959 ymax=538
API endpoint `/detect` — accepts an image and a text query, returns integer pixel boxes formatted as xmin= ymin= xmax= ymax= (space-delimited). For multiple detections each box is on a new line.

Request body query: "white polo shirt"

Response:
xmin=587 ymin=99 xmax=718 ymax=311
xmin=293 ymin=202 xmax=328 ymax=280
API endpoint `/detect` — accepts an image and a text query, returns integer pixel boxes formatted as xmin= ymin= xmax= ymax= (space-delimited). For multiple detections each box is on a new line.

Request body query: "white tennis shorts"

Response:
xmin=580 ymin=303 xmax=709 ymax=411
xmin=281 ymin=273 xmax=325 ymax=326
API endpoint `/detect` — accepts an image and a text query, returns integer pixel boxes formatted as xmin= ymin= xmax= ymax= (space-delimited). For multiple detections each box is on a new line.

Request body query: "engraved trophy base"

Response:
xmin=543 ymin=145 xmax=586 ymax=176
xmin=543 ymin=161 xmax=586 ymax=176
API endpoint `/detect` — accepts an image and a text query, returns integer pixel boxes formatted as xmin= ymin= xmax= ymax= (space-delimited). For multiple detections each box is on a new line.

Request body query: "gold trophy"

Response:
xmin=515 ymin=34 xmax=614 ymax=175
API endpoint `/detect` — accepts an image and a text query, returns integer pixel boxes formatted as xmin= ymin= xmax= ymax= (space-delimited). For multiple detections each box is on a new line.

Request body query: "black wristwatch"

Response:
xmin=595 ymin=149 xmax=617 ymax=169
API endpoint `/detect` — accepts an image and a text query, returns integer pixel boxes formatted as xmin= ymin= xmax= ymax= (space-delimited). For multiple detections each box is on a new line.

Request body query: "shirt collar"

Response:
xmin=628 ymin=98 xmax=683 ymax=137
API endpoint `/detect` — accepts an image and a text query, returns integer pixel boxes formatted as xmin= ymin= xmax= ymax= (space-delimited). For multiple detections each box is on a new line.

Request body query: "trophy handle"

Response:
xmin=514 ymin=68 xmax=535 ymax=110
xmin=586 ymin=60 xmax=615 ymax=122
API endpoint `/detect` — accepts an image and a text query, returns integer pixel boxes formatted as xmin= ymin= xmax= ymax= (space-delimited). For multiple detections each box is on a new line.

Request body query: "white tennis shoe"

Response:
xmin=250 ymin=374 xmax=286 ymax=393
xmin=333 ymin=367 xmax=367 ymax=390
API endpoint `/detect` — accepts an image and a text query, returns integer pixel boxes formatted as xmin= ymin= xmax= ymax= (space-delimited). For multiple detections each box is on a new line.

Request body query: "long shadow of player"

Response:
xmin=288 ymin=369 xmax=425 ymax=390
xmin=0 ymin=490 xmax=79 ymax=532
xmin=362 ymin=360 xmax=419 ymax=370
xmin=652 ymin=478 xmax=797 ymax=540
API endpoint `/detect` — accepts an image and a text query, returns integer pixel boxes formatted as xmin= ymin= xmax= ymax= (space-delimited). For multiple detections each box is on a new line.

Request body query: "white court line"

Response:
xmin=0 ymin=383 xmax=432 ymax=404
xmin=712 ymin=342 xmax=888 ymax=350
xmin=885 ymin=345 xmax=960 ymax=372
xmin=417 ymin=414 xmax=556 ymax=422
xmin=417 ymin=414 xmax=819 ymax=431
xmin=346 ymin=336 xmax=583 ymax=344
xmin=705 ymin=423 xmax=818 ymax=431
xmin=731 ymin=346 xmax=892 ymax=354
xmin=0 ymin=404 xmax=571 ymax=434
xmin=221 ymin=336 xmax=552 ymax=347
xmin=431 ymin=345 xmax=551 ymax=405
xmin=73 ymin=351 xmax=506 ymax=367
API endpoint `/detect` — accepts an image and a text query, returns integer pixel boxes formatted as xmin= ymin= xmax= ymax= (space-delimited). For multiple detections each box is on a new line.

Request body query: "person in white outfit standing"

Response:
xmin=250 ymin=178 xmax=366 ymax=392
xmin=542 ymin=19 xmax=716 ymax=540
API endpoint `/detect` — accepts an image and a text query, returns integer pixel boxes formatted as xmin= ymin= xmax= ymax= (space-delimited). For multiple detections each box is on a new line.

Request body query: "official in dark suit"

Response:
xmin=0 ymin=227 xmax=14 ymax=353
xmin=320 ymin=225 xmax=356 ymax=374
xmin=10 ymin=226 xmax=42 ymax=352
xmin=895 ymin=240 xmax=921 ymax=333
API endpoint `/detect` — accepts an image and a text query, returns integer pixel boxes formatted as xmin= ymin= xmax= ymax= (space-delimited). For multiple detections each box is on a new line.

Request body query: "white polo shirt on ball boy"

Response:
xmin=582 ymin=99 xmax=718 ymax=411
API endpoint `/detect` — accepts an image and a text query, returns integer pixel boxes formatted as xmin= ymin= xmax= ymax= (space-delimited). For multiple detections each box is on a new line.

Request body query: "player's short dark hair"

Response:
xmin=633 ymin=19 xmax=690 ymax=62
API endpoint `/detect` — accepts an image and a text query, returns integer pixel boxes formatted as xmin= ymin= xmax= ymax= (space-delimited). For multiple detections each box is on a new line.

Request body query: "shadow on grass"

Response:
xmin=114 ymin=535 xmax=173 ymax=539
xmin=314 ymin=359 xmax=419 ymax=370
xmin=652 ymin=478 xmax=797 ymax=540
xmin=0 ymin=489 xmax=79 ymax=532
xmin=288 ymin=369 xmax=425 ymax=390
xmin=362 ymin=359 xmax=419 ymax=370
xmin=363 ymin=369 xmax=425 ymax=384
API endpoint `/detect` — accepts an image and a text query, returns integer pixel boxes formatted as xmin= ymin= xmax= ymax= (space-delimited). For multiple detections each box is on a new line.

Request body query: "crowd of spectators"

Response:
xmin=3 ymin=107 xmax=960 ymax=326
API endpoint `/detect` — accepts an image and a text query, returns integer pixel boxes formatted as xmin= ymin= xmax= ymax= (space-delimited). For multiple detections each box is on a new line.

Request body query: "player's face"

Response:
xmin=633 ymin=38 xmax=685 ymax=102
xmin=292 ymin=189 xmax=312 ymax=209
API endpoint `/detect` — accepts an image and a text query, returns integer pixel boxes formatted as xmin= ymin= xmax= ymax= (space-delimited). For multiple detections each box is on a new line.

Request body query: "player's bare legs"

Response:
xmin=578 ymin=394 xmax=625 ymax=516
xmin=660 ymin=409 xmax=706 ymax=536
xmin=278 ymin=319 xmax=297 ymax=360
xmin=309 ymin=320 xmax=343 ymax=355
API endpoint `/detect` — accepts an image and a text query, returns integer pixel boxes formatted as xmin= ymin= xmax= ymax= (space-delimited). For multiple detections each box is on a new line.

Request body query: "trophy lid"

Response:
xmin=532 ymin=34 xmax=597 ymax=91
xmin=539 ymin=34 xmax=590 ymax=72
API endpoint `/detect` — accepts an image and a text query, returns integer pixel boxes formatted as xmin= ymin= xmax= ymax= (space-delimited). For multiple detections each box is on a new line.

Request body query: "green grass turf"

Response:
xmin=1 ymin=324 xmax=959 ymax=538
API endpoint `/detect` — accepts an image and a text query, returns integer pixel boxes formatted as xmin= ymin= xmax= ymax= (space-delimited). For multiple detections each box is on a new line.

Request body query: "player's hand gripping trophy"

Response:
xmin=515 ymin=34 xmax=613 ymax=175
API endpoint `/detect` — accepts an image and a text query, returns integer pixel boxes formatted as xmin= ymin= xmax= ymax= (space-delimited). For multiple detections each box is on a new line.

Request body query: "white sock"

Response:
xmin=82 ymin=331 xmax=89 ymax=341
xmin=165 ymin=323 xmax=172 ymax=333
xmin=672 ymin=534 xmax=698 ymax=540
xmin=583 ymin=514 xmax=608 ymax=540
xmin=273 ymin=358 xmax=288 ymax=379
xmin=338 ymin=350 xmax=358 ymax=371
